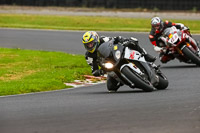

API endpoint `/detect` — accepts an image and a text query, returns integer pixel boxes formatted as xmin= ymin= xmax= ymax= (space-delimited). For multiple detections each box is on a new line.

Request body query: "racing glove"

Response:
xmin=114 ymin=36 xmax=128 ymax=44
xmin=92 ymin=69 xmax=104 ymax=77
xmin=154 ymin=46 xmax=163 ymax=52
xmin=122 ymin=38 xmax=138 ymax=48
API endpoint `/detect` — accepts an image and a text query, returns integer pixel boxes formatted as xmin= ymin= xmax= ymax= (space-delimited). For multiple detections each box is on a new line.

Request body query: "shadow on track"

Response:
xmin=160 ymin=64 xmax=198 ymax=69
xmin=84 ymin=90 xmax=144 ymax=95
xmin=87 ymin=89 xmax=169 ymax=95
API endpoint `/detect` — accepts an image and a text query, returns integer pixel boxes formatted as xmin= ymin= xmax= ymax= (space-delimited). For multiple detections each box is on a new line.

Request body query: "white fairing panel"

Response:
xmin=168 ymin=33 xmax=179 ymax=44
xmin=124 ymin=47 xmax=146 ymax=62
xmin=120 ymin=63 xmax=144 ymax=75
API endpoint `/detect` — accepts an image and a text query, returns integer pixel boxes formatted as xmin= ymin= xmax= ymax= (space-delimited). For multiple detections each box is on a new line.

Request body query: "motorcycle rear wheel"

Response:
xmin=121 ymin=66 xmax=154 ymax=92
xmin=155 ymin=73 xmax=168 ymax=90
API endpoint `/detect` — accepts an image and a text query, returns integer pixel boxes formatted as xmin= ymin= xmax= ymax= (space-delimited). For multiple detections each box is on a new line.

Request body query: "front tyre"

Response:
xmin=121 ymin=66 xmax=154 ymax=92
xmin=182 ymin=46 xmax=200 ymax=66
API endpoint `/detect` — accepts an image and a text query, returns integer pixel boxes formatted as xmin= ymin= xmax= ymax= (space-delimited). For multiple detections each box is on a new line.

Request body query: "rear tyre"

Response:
xmin=182 ymin=46 xmax=200 ymax=66
xmin=155 ymin=73 xmax=168 ymax=90
xmin=121 ymin=66 xmax=154 ymax=92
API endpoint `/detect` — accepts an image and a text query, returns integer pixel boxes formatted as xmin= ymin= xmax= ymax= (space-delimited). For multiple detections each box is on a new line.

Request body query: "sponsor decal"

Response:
xmin=169 ymin=33 xmax=173 ymax=39
xmin=129 ymin=51 xmax=135 ymax=59
xmin=114 ymin=45 xmax=118 ymax=50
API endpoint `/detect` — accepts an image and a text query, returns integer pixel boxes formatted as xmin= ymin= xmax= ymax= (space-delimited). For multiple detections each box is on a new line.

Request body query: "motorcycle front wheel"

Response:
xmin=182 ymin=46 xmax=200 ymax=66
xmin=121 ymin=66 xmax=154 ymax=92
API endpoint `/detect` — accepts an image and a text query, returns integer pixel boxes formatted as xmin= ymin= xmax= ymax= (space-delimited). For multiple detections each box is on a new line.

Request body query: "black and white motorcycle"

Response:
xmin=97 ymin=38 xmax=169 ymax=92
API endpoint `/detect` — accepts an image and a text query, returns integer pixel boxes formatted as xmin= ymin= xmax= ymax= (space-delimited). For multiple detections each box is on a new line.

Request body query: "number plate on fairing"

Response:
xmin=168 ymin=33 xmax=179 ymax=44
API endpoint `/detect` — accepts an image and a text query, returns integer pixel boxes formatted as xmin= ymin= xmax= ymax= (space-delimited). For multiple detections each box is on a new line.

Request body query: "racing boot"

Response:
xmin=144 ymin=53 xmax=157 ymax=62
xmin=140 ymin=48 xmax=156 ymax=62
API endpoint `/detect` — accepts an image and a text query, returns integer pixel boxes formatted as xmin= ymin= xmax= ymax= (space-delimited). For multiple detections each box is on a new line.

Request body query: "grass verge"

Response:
xmin=0 ymin=14 xmax=200 ymax=33
xmin=0 ymin=48 xmax=91 ymax=96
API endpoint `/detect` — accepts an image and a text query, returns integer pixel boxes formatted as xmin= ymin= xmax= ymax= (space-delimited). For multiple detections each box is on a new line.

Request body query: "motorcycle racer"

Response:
xmin=82 ymin=31 xmax=156 ymax=77
xmin=149 ymin=16 xmax=200 ymax=63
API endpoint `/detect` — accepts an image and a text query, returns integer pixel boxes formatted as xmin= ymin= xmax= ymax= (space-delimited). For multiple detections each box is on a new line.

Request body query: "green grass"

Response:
xmin=0 ymin=14 xmax=200 ymax=33
xmin=0 ymin=48 xmax=91 ymax=96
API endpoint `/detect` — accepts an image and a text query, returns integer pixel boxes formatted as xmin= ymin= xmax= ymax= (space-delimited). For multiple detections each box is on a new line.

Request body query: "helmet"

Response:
xmin=151 ymin=17 xmax=164 ymax=31
xmin=82 ymin=31 xmax=100 ymax=53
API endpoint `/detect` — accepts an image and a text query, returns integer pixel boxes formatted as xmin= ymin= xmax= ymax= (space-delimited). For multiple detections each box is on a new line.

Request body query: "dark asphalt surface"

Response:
xmin=0 ymin=29 xmax=200 ymax=133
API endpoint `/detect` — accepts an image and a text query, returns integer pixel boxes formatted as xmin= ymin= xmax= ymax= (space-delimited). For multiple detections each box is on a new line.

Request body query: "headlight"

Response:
xmin=104 ymin=62 xmax=114 ymax=69
xmin=115 ymin=50 xmax=121 ymax=59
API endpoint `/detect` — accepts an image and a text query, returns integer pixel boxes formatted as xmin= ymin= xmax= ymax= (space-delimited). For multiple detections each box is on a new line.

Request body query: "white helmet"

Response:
xmin=151 ymin=17 xmax=164 ymax=31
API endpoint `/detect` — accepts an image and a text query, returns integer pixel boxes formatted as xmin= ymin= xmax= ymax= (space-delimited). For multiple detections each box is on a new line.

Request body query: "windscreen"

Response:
xmin=97 ymin=41 xmax=113 ymax=58
xmin=163 ymin=26 xmax=178 ymax=37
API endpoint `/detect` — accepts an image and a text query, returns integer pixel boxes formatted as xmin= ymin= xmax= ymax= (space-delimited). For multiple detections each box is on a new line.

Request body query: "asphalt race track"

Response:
xmin=0 ymin=29 xmax=200 ymax=133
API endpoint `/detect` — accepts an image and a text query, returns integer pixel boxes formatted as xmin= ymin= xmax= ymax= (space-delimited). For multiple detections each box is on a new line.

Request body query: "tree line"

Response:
xmin=0 ymin=0 xmax=199 ymax=10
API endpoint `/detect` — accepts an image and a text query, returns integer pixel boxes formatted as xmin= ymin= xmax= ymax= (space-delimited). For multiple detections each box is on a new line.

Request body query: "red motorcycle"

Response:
xmin=159 ymin=26 xmax=200 ymax=66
